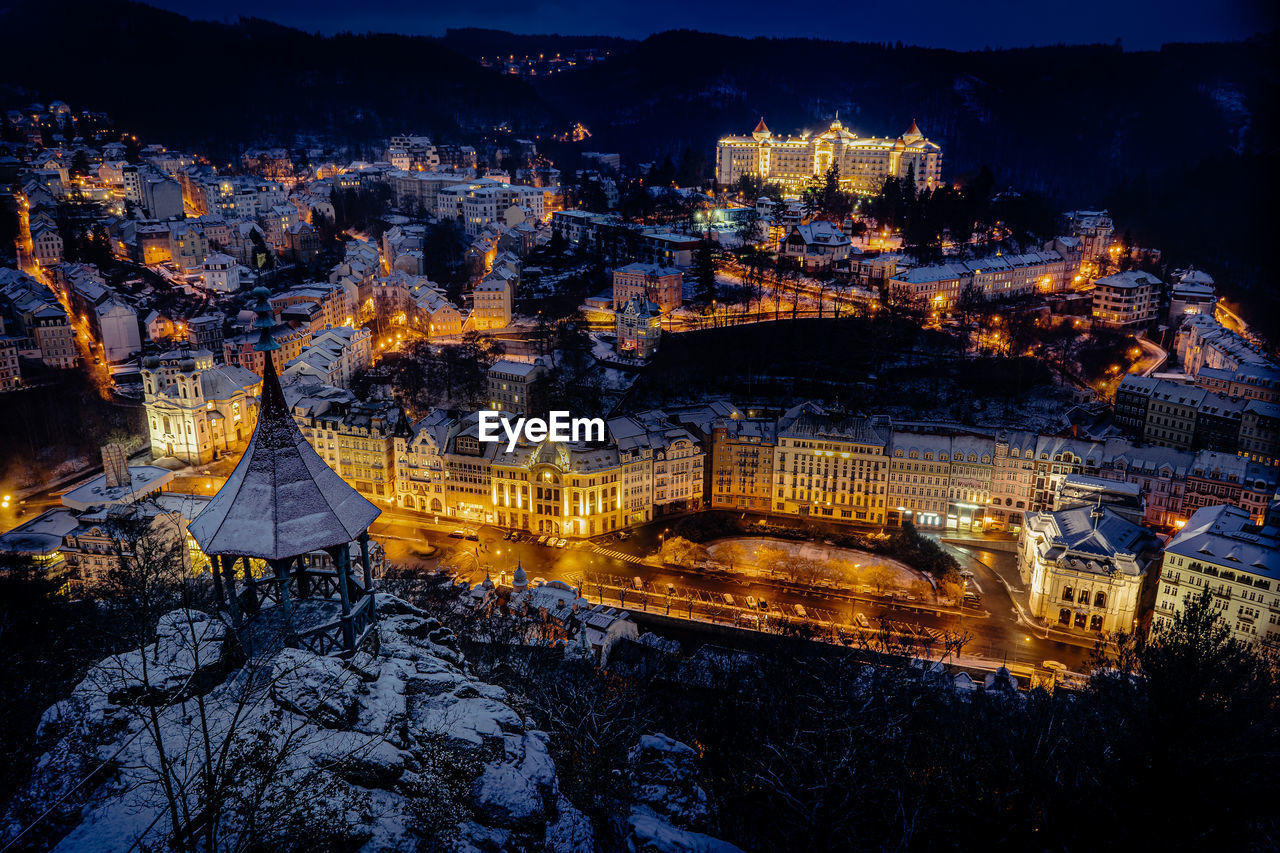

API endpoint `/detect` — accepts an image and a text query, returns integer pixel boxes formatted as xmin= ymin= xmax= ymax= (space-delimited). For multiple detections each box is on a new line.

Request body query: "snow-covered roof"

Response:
xmin=61 ymin=466 xmax=175 ymax=511
xmin=189 ymin=294 xmax=379 ymax=560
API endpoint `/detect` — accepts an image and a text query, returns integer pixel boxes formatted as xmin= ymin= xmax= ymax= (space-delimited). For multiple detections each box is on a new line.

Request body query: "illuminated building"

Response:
xmin=471 ymin=276 xmax=514 ymax=331
xmin=491 ymin=440 xmax=624 ymax=538
xmin=612 ymin=263 xmax=683 ymax=314
xmin=1153 ymin=504 xmax=1280 ymax=647
xmin=1091 ymin=271 xmax=1158 ymax=328
xmin=142 ymin=347 xmax=261 ymax=464
xmin=615 ymin=295 xmax=661 ymax=360
xmin=780 ymin=222 xmax=852 ymax=271
xmin=1019 ymin=503 xmax=1161 ymax=634
xmin=288 ymin=384 xmax=410 ymax=503
xmin=888 ymin=433 xmax=952 ymax=529
xmin=200 ymin=252 xmax=239 ymax=293
xmin=715 ymin=117 xmax=942 ymax=194
xmin=772 ymin=403 xmax=890 ymax=525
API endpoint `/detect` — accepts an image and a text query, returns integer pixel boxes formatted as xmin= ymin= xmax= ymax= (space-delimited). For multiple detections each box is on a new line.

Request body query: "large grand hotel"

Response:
xmin=715 ymin=116 xmax=943 ymax=194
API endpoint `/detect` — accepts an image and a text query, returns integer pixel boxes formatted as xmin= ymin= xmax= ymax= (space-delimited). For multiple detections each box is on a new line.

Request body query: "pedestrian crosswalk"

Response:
xmin=590 ymin=545 xmax=647 ymax=565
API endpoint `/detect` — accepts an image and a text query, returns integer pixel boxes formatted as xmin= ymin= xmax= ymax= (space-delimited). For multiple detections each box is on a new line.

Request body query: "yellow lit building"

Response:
xmin=491 ymin=440 xmax=624 ymax=539
xmin=142 ymin=348 xmax=261 ymax=464
xmin=772 ymin=403 xmax=891 ymax=525
xmin=716 ymin=117 xmax=942 ymax=194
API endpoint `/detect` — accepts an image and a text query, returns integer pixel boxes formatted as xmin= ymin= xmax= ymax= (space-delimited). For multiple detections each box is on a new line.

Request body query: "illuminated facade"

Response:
xmin=1019 ymin=504 xmax=1160 ymax=635
xmin=142 ymin=348 xmax=261 ymax=464
xmin=1154 ymin=504 xmax=1280 ymax=647
xmin=772 ymin=403 xmax=891 ymax=525
xmin=491 ymin=441 xmax=624 ymax=538
xmin=716 ymin=117 xmax=942 ymax=194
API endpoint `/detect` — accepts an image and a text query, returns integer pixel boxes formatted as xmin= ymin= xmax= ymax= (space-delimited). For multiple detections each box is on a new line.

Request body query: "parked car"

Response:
xmin=554 ymin=538 xmax=567 ymax=548
xmin=758 ymin=599 xmax=770 ymax=612
xmin=855 ymin=612 xmax=870 ymax=628
xmin=448 ymin=530 xmax=465 ymax=539
xmin=723 ymin=593 xmax=735 ymax=606
xmin=502 ymin=530 xmax=512 ymax=540
xmin=532 ymin=577 xmax=547 ymax=587
xmin=616 ymin=530 xmax=631 ymax=540
xmin=465 ymin=533 xmax=479 ymax=541
xmin=793 ymin=604 xmax=808 ymax=618
xmin=666 ymin=583 xmax=676 ymax=596
xmin=537 ymin=535 xmax=548 ymax=545
xmin=745 ymin=595 xmax=758 ymax=609
xmin=633 ymin=576 xmax=644 ymax=590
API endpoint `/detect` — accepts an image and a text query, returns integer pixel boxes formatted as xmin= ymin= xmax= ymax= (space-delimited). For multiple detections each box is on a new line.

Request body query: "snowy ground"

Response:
xmin=706 ymin=537 xmax=925 ymax=589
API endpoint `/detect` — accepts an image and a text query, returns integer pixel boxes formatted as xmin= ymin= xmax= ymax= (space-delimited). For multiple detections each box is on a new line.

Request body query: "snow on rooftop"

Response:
xmin=189 ymin=340 xmax=379 ymax=560
xmin=60 ymin=466 xmax=175 ymax=511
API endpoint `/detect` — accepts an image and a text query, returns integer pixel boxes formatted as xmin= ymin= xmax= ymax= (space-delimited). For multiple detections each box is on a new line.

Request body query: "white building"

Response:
xmin=1169 ymin=269 xmax=1216 ymax=320
xmin=96 ymin=297 xmax=141 ymax=363
xmin=200 ymin=252 xmax=239 ymax=293
xmin=780 ymin=222 xmax=852 ymax=270
xmin=1092 ymin=271 xmax=1158 ymax=328
xmin=459 ymin=183 xmax=545 ymax=236
xmin=1153 ymin=504 xmax=1280 ymax=647
xmin=1018 ymin=504 xmax=1161 ymax=635
xmin=142 ymin=348 xmax=261 ymax=464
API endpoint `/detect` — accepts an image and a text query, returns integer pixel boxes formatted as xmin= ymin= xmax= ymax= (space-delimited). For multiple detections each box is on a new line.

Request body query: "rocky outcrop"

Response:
xmin=1 ymin=597 xmax=594 ymax=853
xmin=624 ymin=734 xmax=744 ymax=853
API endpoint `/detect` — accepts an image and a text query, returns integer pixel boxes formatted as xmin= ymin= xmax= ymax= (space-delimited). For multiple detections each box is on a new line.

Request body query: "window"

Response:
xmin=1094 ymin=591 xmax=1107 ymax=608
xmin=1058 ymin=608 xmax=1071 ymax=625
xmin=1062 ymin=587 xmax=1074 ymax=603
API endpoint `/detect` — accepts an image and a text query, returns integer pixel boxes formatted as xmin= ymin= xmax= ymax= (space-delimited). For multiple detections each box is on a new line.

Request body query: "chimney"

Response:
xmin=102 ymin=443 xmax=131 ymax=489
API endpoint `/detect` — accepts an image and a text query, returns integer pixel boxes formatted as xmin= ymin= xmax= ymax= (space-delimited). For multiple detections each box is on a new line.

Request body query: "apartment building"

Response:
xmin=887 ymin=432 xmax=952 ymax=529
xmin=773 ymin=403 xmax=890 ymax=525
xmin=612 ymin=263 xmax=683 ymax=314
xmin=289 ymin=384 xmax=410 ymax=503
xmin=487 ymin=359 xmax=547 ymax=416
xmin=1091 ymin=271 xmax=1158 ymax=328
xmin=1154 ymin=505 xmax=1280 ymax=647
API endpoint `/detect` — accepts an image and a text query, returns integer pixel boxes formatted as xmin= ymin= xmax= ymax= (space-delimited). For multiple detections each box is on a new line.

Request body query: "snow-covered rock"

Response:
xmin=79 ymin=608 xmax=229 ymax=706
xmin=629 ymin=733 xmax=711 ymax=827
xmin=623 ymin=734 xmax=743 ymax=853
xmin=628 ymin=813 xmax=746 ymax=853
xmin=1 ymin=598 xmax=593 ymax=852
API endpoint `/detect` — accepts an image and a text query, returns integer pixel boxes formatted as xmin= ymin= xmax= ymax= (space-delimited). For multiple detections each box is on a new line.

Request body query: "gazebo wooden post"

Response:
xmin=211 ymin=553 xmax=225 ymax=607
xmin=220 ymin=554 xmax=241 ymax=629
xmin=332 ymin=545 xmax=355 ymax=654
xmin=272 ymin=558 xmax=296 ymax=647
xmin=293 ymin=554 xmax=307 ymax=599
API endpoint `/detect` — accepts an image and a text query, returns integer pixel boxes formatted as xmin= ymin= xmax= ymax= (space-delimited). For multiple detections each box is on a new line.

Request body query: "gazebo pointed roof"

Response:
xmin=189 ymin=289 xmax=379 ymax=560
xmin=752 ymin=116 xmax=770 ymax=135
xmin=903 ymin=118 xmax=924 ymax=141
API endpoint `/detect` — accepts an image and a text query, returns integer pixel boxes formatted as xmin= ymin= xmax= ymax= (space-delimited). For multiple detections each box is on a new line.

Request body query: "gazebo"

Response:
xmin=189 ymin=288 xmax=381 ymax=657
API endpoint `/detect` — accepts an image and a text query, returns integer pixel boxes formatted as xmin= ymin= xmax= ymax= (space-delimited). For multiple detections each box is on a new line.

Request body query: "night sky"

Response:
xmin=145 ymin=0 xmax=1273 ymax=49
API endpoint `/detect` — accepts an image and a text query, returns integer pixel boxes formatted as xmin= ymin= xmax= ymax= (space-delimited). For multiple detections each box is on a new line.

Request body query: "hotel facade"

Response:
xmin=716 ymin=117 xmax=942 ymax=194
